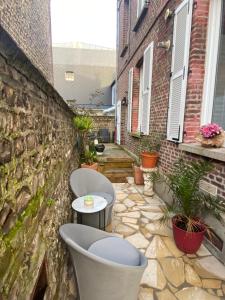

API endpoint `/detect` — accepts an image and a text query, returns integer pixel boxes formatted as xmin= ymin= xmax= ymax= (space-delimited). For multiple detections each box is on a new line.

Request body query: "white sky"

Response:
xmin=51 ymin=0 xmax=117 ymax=49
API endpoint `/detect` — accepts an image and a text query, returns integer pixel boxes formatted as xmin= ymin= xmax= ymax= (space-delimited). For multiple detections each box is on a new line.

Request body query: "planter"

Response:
xmin=95 ymin=144 xmax=105 ymax=156
xmin=196 ymin=132 xmax=225 ymax=148
xmin=81 ymin=162 xmax=98 ymax=171
xmin=133 ymin=165 xmax=144 ymax=185
xmin=140 ymin=152 xmax=159 ymax=168
xmin=172 ymin=216 xmax=206 ymax=254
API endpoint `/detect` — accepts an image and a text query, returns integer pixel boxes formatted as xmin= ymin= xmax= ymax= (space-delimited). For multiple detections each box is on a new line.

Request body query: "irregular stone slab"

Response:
xmin=145 ymin=236 xmax=172 ymax=258
xmin=162 ymin=237 xmax=184 ymax=257
xmin=126 ymin=233 xmax=149 ymax=249
xmin=122 ymin=217 xmax=137 ymax=224
xmin=222 ymin=284 xmax=225 ymax=294
xmin=185 ymin=264 xmax=202 ymax=287
xmin=115 ymin=224 xmax=136 ymax=237
xmin=194 ymin=257 xmax=225 ymax=280
xmin=175 ymin=287 xmax=220 ymax=300
xmin=141 ymin=218 xmax=149 ymax=224
xmin=202 ymin=279 xmax=221 ymax=289
xmin=141 ymin=211 xmax=163 ymax=221
xmin=116 ymin=193 xmax=128 ymax=201
xmin=141 ymin=260 xmax=167 ymax=290
xmin=123 ymin=198 xmax=136 ymax=208
xmin=144 ymin=197 xmax=164 ymax=206
xmin=168 ymin=283 xmax=178 ymax=293
xmin=113 ymin=204 xmax=127 ymax=213
xmin=146 ymin=222 xmax=172 ymax=237
xmin=217 ymin=290 xmax=223 ymax=297
xmin=117 ymin=211 xmax=141 ymax=218
xmin=125 ymin=223 xmax=139 ymax=230
xmin=196 ymin=244 xmax=211 ymax=257
xmin=139 ymin=205 xmax=163 ymax=212
xmin=128 ymin=193 xmax=144 ymax=202
xmin=112 ymin=233 xmax=124 ymax=238
xmin=138 ymin=287 xmax=154 ymax=300
xmin=156 ymin=288 xmax=177 ymax=300
xmin=159 ymin=258 xmax=185 ymax=287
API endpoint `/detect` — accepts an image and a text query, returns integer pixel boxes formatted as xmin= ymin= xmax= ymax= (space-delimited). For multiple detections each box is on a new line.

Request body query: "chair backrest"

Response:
xmin=70 ymin=168 xmax=115 ymax=200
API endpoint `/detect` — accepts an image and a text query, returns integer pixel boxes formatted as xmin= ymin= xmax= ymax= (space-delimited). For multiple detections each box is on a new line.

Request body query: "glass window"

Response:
xmin=65 ymin=71 xmax=75 ymax=81
xmin=212 ymin=1 xmax=225 ymax=128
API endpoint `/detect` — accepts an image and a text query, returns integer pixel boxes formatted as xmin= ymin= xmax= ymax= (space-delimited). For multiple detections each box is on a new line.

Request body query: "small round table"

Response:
xmin=72 ymin=195 xmax=107 ymax=230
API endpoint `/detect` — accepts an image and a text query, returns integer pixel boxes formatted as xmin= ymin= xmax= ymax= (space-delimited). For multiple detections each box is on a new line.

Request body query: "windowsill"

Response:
xmin=133 ymin=4 xmax=149 ymax=32
xmin=129 ymin=132 xmax=143 ymax=139
xmin=120 ymin=44 xmax=128 ymax=57
xmin=179 ymin=143 xmax=225 ymax=162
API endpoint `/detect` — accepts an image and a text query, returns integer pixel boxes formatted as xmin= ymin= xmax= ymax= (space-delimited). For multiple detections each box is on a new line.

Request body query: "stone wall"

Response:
xmin=0 ymin=28 xmax=78 ymax=299
xmin=0 ymin=0 xmax=53 ymax=83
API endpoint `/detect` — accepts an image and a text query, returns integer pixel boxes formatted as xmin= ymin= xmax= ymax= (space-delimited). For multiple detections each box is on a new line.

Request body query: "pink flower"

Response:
xmin=200 ymin=123 xmax=223 ymax=139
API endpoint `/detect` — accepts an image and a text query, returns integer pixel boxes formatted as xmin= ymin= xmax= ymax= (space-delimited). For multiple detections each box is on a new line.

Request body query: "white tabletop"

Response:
xmin=72 ymin=195 xmax=107 ymax=214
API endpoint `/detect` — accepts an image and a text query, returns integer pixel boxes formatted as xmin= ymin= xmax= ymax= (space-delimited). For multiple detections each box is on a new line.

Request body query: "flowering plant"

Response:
xmin=199 ymin=123 xmax=223 ymax=139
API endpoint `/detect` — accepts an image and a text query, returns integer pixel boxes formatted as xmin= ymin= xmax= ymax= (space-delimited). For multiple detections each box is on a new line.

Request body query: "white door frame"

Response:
xmin=116 ymin=101 xmax=121 ymax=144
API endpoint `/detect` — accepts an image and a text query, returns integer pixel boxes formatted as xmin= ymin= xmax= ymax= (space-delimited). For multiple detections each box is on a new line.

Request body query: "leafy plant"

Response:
xmin=140 ymin=134 xmax=162 ymax=153
xmin=152 ymin=159 xmax=225 ymax=232
xmin=83 ymin=150 xmax=97 ymax=165
xmin=73 ymin=115 xmax=93 ymax=132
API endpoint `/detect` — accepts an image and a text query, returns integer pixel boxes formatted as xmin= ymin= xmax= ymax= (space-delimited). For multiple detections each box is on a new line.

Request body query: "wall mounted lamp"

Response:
xmin=157 ymin=40 xmax=171 ymax=51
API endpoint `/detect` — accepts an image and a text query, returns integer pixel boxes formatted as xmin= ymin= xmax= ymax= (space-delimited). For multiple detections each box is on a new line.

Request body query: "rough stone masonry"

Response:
xmin=0 ymin=28 xmax=78 ymax=299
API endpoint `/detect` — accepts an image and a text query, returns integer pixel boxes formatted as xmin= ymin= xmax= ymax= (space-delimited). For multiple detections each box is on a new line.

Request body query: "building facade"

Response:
xmin=53 ymin=43 xmax=116 ymax=109
xmin=0 ymin=0 xmax=53 ymax=83
xmin=116 ymin=0 xmax=225 ymax=261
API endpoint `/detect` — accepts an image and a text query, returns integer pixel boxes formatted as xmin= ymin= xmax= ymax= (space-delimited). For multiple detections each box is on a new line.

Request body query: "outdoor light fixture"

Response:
xmin=164 ymin=8 xmax=173 ymax=21
xmin=121 ymin=96 xmax=128 ymax=106
xmin=157 ymin=40 xmax=171 ymax=51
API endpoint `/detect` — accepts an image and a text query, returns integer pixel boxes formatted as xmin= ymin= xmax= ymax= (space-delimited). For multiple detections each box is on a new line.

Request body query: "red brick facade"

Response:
xmin=116 ymin=0 xmax=225 ymax=199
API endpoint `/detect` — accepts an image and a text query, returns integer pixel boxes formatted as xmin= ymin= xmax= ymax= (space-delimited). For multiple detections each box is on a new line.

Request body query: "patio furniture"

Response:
xmin=72 ymin=195 xmax=107 ymax=230
xmin=70 ymin=168 xmax=116 ymax=228
xmin=98 ymin=128 xmax=110 ymax=143
xmin=59 ymin=224 xmax=147 ymax=300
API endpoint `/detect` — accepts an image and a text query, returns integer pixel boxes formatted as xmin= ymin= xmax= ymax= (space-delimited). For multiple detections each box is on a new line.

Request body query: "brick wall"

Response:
xmin=0 ymin=28 xmax=77 ymax=299
xmin=117 ymin=0 xmax=225 ymax=200
xmin=0 ymin=0 xmax=53 ymax=83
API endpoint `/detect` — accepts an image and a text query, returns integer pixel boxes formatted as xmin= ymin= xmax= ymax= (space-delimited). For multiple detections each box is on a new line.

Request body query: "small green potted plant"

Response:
xmin=140 ymin=135 xmax=161 ymax=168
xmin=152 ymin=159 xmax=225 ymax=253
xmin=81 ymin=150 xmax=98 ymax=171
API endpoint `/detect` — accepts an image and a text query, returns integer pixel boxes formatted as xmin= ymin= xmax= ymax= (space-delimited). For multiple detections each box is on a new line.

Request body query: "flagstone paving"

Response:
xmin=110 ymin=182 xmax=225 ymax=300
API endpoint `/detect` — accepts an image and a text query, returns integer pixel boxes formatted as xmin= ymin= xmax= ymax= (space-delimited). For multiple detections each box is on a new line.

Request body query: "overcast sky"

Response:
xmin=51 ymin=0 xmax=117 ymax=49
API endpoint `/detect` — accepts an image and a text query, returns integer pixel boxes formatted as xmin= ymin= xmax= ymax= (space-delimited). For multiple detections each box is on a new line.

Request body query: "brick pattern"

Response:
xmin=0 ymin=42 xmax=77 ymax=298
xmin=117 ymin=0 xmax=225 ymax=201
xmin=0 ymin=0 xmax=53 ymax=83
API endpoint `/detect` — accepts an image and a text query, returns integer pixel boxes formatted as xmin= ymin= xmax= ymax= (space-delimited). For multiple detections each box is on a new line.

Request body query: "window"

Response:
xmin=167 ymin=0 xmax=193 ymax=143
xmin=65 ymin=71 xmax=74 ymax=81
xmin=137 ymin=0 xmax=146 ymax=17
xmin=202 ymin=0 xmax=225 ymax=129
xmin=119 ymin=0 xmax=129 ymax=57
xmin=127 ymin=68 xmax=133 ymax=132
xmin=112 ymin=83 xmax=116 ymax=106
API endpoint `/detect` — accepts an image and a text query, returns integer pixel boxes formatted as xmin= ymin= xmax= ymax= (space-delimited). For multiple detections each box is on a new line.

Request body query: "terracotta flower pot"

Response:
xmin=133 ymin=165 xmax=144 ymax=185
xmin=81 ymin=162 xmax=98 ymax=171
xmin=172 ymin=216 xmax=206 ymax=254
xmin=140 ymin=152 xmax=159 ymax=168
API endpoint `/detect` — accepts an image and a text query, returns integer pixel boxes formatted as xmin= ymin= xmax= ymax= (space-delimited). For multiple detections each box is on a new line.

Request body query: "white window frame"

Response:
xmin=127 ymin=68 xmax=133 ymax=132
xmin=138 ymin=65 xmax=143 ymax=132
xmin=201 ymin=0 xmax=223 ymax=125
xmin=167 ymin=0 xmax=193 ymax=143
xmin=111 ymin=83 xmax=116 ymax=106
xmin=65 ymin=71 xmax=75 ymax=81
xmin=137 ymin=0 xmax=145 ymax=17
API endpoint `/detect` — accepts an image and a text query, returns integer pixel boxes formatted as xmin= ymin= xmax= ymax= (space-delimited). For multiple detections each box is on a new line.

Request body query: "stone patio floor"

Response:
xmin=109 ymin=182 xmax=225 ymax=300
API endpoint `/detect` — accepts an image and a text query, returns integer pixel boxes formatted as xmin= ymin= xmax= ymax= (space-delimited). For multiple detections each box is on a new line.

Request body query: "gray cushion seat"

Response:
xmin=89 ymin=192 xmax=113 ymax=205
xmin=88 ymin=237 xmax=140 ymax=266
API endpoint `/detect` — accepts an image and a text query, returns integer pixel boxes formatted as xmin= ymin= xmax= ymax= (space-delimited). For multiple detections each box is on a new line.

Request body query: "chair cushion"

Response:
xmin=89 ymin=192 xmax=113 ymax=205
xmin=88 ymin=237 xmax=140 ymax=266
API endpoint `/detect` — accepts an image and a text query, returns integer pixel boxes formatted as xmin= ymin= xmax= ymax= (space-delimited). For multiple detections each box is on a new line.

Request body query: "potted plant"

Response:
xmin=81 ymin=150 xmax=98 ymax=171
xmin=196 ymin=123 xmax=225 ymax=148
xmin=133 ymin=159 xmax=144 ymax=185
xmin=152 ymin=159 xmax=225 ymax=253
xmin=140 ymin=136 xmax=161 ymax=168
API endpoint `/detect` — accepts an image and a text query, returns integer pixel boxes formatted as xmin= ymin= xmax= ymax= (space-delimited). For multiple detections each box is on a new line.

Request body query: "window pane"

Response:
xmin=212 ymin=1 xmax=225 ymax=129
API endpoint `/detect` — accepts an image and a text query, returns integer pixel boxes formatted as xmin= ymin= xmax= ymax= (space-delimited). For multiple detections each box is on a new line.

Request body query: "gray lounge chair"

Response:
xmin=70 ymin=168 xmax=116 ymax=228
xmin=59 ymin=224 xmax=147 ymax=300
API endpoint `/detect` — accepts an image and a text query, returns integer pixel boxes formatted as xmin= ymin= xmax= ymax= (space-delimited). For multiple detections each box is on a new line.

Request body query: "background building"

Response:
xmin=53 ymin=42 xmax=116 ymax=109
